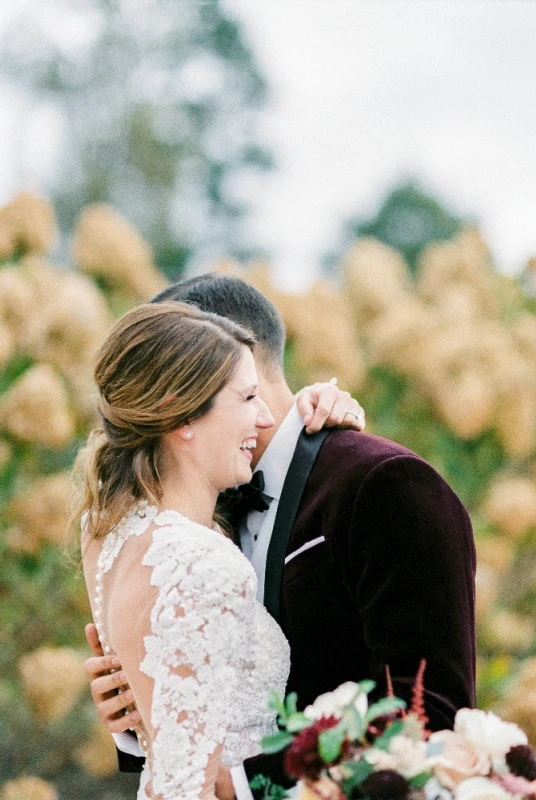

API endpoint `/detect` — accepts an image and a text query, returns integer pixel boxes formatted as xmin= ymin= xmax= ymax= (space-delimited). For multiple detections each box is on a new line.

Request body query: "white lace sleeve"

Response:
xmin=139 ymin=515 xmax=257 ymax=800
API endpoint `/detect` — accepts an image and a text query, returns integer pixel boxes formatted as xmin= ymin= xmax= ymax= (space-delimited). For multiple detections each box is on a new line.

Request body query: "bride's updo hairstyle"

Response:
xmin=74 ymin=301 xmax=255 ymax=540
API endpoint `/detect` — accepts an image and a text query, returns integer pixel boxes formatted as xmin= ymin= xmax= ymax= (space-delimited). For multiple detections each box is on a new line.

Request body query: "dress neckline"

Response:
xmin=144 ymin=504 xmax=220 ymax=534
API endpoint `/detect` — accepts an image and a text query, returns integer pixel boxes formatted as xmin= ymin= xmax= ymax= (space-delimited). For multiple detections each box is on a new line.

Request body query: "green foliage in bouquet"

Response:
xmin=259 ymin=679 xmax=536 ymax=800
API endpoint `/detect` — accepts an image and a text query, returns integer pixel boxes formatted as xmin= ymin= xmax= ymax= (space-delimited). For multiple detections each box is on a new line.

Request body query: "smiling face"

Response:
xmin=187 ymin=346 xmax=275 ymax=490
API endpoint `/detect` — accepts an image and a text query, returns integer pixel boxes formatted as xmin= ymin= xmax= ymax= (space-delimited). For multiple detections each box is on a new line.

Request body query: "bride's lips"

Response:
xmin=240 ymin=436 xmax=257 ymax=463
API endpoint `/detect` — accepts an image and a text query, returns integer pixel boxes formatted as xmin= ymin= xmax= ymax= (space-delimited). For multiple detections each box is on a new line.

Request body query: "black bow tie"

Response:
xmin=219 ymin=470 xmax=270 ymax=530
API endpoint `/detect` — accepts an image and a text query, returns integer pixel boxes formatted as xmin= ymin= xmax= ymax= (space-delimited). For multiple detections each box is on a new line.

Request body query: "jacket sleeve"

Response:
xmin=117 ymin=747 xmax=145 ymax=774
xmin=349 ymin=454 xmax=476 ymax=730
xmin=242 ymin=751 xmax=294 ymax=799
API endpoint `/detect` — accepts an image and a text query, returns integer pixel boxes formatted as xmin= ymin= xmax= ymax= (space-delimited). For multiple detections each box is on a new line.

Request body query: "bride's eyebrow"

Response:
xmin=230 ymin=383 xmax=258 ymax=396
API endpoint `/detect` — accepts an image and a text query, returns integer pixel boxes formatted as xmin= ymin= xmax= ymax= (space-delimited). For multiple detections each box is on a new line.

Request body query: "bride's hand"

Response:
xmin=84 ymin=623 xmax=140 ymax=732
xmin=295 ymin=378 xmax=365 ymax=434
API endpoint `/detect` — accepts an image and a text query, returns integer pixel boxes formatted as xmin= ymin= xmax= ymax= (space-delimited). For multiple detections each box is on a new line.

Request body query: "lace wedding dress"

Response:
xmin=83 ymin=502 xmax=290 ymax=800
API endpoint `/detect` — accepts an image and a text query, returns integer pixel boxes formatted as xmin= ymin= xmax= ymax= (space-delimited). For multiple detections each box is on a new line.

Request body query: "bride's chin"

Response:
xmin=236 ymin=465 xmax=253 ymax=485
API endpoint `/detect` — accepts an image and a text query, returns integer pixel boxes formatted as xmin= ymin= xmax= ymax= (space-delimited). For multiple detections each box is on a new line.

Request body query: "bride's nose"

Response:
xmin=255 ymin=396 xmax=275 ymax=430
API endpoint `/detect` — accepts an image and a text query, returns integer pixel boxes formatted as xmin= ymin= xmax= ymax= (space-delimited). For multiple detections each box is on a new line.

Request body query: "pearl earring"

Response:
xmin=185 ymin=431 xmax=193 ymax=440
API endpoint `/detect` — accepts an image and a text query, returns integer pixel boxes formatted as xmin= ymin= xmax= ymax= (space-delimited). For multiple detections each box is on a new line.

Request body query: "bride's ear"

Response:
xmin=176 ymin=426 xmax=194 ymax=441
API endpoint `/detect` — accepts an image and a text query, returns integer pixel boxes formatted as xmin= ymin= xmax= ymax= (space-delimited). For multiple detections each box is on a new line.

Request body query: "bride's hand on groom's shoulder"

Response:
xmin=296 ymin=378 xmax=365 ymax=435
xmin=84 ymin=623 xmax=141 ymax=732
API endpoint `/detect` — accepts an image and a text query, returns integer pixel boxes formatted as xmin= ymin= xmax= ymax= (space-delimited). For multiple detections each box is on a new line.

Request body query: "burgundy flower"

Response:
xmin=506 ymin=744 xmax=536 ymax=781
xmin=359 ymin=770 xmax=410 ymax=800
xmin=284 ymin=715 xmax=341 ymax=780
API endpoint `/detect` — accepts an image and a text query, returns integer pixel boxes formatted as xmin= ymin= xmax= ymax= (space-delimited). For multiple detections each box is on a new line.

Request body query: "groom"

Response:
xmin=85 ymin=274 xmax=476 ymax=799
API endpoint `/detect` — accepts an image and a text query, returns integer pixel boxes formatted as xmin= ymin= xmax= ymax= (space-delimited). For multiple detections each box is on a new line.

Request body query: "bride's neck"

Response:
xmin=159 ymin=469 xmax=218 ymax=530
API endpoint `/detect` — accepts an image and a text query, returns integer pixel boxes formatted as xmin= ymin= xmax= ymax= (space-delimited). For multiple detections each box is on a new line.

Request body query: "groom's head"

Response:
xmin=151 ymin=274 xmax=286 ymax=380
xmin=151 ymin=274 xmax=294 ymax=459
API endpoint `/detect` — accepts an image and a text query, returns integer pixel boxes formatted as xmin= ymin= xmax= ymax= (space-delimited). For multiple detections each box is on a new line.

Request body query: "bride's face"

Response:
xmin=189 ymin=346 xmax=274 ymax=490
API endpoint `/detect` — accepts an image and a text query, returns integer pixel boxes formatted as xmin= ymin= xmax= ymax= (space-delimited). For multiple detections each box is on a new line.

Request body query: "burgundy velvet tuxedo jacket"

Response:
xmin=118 ymin=429 xmax=476 ymax=796
xmin=242 ymin=428 xmax=476 ymax=793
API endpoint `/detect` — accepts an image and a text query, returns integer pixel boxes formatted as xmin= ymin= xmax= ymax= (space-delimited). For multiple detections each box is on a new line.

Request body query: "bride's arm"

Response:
xmin=295 ymin=379 xmax=365 ymax=434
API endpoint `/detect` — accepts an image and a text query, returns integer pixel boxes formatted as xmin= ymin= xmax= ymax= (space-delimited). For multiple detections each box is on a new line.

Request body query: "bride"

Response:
xmin=77 ymin=301 xmax=290 ymax=799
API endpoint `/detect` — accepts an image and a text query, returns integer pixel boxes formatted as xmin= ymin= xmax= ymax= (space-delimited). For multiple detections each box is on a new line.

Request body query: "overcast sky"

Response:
xmin=0 ymin=1 xmax=534 ymax=290
xmin=224 ymin=0 xmax=536 ymax=287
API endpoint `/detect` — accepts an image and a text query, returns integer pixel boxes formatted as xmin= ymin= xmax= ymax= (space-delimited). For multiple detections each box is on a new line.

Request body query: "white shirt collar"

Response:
xmin=253 ymin=404 xmax=304 ymax=501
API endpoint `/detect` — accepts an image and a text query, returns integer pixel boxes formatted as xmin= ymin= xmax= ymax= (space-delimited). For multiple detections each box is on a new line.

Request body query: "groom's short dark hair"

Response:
xmin=151 ymin=274 xmax=286 ymax=374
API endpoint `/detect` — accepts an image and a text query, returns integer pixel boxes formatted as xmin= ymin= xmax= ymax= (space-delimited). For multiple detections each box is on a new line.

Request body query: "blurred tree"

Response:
xmin=0 ymin=0 xmax=271 ymax=277
xmin=327 ymin=181 xmax=467 ymax=274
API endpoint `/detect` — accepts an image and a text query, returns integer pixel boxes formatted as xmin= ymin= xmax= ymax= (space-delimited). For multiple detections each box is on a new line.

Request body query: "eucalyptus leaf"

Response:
xmin=365 ymin=697 xmax=406 ymax=723
xmin=286 ymin=713 xmax=309 ymax=733
xmin=345 ymin=705 xmax=365 ymax=740
xmin=268 ymin=690 xmax=287 ymax=719
xmin=373 ymin=718 xmax=405 ymax=751
xmin=285 ymin=692 xmax=298 ymax=716
xmin=318 ymin=723 xmax=346 ymax=764
xmin=409 ymin=771 xmax=433 ymax=790
xmin=340 ymin=758 xmax=374 ymax=796
xmin=261 ymin=731 xmax=294 ymax=754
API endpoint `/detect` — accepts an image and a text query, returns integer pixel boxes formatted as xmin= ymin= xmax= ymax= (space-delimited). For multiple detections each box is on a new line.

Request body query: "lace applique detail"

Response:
xmin=98 ymin=501 xmax=158 ymax=574
xmin=92 ymin=505 xmax=290 ymax=799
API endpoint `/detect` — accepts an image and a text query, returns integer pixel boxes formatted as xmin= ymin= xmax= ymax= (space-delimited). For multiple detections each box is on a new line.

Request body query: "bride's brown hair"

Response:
xmin=73 ymin=301 xmax=255 ymax=540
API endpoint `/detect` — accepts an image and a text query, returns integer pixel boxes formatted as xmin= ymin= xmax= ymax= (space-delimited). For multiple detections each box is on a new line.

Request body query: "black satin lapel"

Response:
xmin=263 ymin=428 xmax=329 ymax=623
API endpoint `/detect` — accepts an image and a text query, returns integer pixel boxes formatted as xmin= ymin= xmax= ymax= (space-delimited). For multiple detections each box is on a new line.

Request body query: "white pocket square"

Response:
xmin=285 ymin=536 xmax=326 ymax=565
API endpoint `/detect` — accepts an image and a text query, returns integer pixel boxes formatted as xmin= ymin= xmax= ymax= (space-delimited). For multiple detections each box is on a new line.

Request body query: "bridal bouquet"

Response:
xmin=260 ymin=665 xmax=536 ymax=800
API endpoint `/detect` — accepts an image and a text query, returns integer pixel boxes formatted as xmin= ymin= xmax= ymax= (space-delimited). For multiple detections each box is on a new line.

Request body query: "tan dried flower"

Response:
xmin=343 ymin=238 xmax=411 ymax=326
xmin=475 ymin=565 xmax=501 ymax=625
xmin=0 ymin=321 xmax=15 ymax=367
xmin=18 ymin=646 xmax=87 ymax=723
xmin=30 ymin=270 xmax=112 ymax=372
xmin=495 ymin=385 xmax=536 ymax=460
xmin=497 ymin=658 xmax=536 ymax=746
xmin=511 ymin=314 xmax=536 ymax=362
xmin=0 ymin=191 xmax=58 ymax=258
xmin=366 ymin=297 xmax=436 ymax=375
xmin=483 ymin=610 xmax=535 ymax=654
xmin=75 ymin=723 xmax=119 ymax=777
xmin=417 ymin=228 xmax=498 ymax=318
xmin=431 ymin=284 xmax=486 ymax=324
xmin=0 ymin=364 xmax=76 ymax=448
xmin=0 ymin=776 xmax=58 ymax=800
xmin=73 ymin=203 xmax=167 ymax=301
xmin=60 ymin=366 xmax=99 ymax=426
xmin=483 ymin=476 xmax=536 ymax=539
xmin=0 ymin=225 xmax=15 ymax=261
xmin=289 ymin=280 xmax=365 ymax=389
xmin=0 ymin=266 xmax=41 ymax=350
xmin=432 ymin=370 xmax=495 ymax=440
xmin=5 ymin=473 xmax=72 ymax=553
xmin=476 ymin=538 xmax=514 ymax=577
